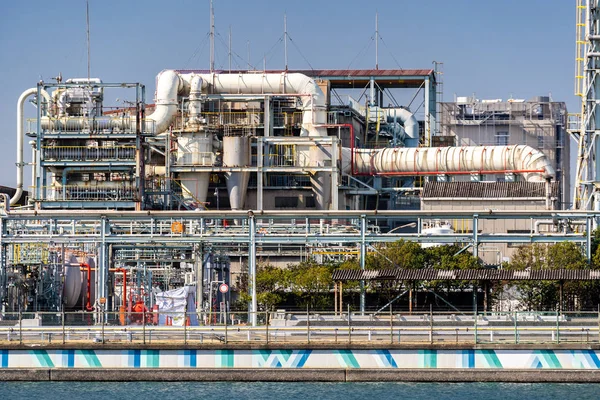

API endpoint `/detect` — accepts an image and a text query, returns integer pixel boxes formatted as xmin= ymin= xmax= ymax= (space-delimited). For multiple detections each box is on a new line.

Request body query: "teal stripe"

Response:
xmin=480 ymin=350 xmax=502 ymax=368
xmin=217 ymin=350 xmax=233 ymax=368
xmin=337 ymin=350 xmax=360 ymax=368
xmin=419 ymin=350 xmax=437 ymax=368
xmin=145 ymin=350 xmax=159 ymax=368
xmin=31 ymin=350 xmax=54 ymax=368
xmin=79 ymin=350 xmax=102 ymax=368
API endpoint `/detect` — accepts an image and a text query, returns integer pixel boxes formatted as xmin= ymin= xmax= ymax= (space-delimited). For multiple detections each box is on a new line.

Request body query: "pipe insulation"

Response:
xmin=341 ymin=145 xmax=555 ymax=181
xmin=14 ymin=87 xmax=52 ymax=205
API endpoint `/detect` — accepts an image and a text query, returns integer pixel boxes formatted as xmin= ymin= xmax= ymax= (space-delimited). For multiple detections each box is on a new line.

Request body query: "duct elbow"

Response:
xmin=148 ymin=69 xmax=182 ymax=134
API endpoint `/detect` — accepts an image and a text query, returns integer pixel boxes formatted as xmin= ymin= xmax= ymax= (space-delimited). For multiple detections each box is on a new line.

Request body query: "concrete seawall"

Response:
xmin=3 ymin=345 xmax=600 ymax=381
xmin=3 ymin=368 xmax=600 ymax=382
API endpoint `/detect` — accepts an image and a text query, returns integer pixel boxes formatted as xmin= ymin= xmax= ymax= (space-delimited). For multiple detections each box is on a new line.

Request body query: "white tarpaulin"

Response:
xmin=154 ymin=286 xmax=198 ymax=326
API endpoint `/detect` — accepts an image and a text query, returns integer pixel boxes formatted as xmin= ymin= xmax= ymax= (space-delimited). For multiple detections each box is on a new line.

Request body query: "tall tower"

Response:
xmin=573 ymin=0 xmax=600 ymax=210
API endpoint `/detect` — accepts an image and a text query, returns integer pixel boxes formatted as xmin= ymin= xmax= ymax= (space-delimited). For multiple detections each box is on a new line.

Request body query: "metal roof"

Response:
xmin=331 ymin=269 xmax=600 ymax=282
xmin=422 ymin=181 xmax=559 ymax=199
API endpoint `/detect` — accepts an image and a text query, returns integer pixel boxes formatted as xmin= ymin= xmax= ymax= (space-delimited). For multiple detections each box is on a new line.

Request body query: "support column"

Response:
xmin=472 ymin=215 xmax=479 ymax=259
xmin=360 ymin=215 xmax=366 ymax=314
xmin=96 ymin=217 xmax=109 ymax=324
xmin=195 ymin=243 xmax=203 ymax=315
xmin=248 ymin=212 xmax=257 ymax=326
xmin=257 ymin=137 xmax=264 ymax=211
xmin=330 ymin=137 xmax=338 ymax=211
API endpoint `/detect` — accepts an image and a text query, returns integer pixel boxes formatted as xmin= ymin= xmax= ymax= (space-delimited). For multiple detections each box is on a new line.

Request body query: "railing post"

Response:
xmin=101 ymin=309 xmax=105 ymax=344
xmin=306 ymin=305 xmax=310 ymax=344
xmin=429 ymin=304 xmax=434 ymax=344
xmin=19 ymin=311 xmax=22 ymax=345
xmin=62 ymin=310 xmax=65 ymax=345
xmin=389 ymin=304 xmax=393 ymax=344
xmin=225 ymin=318 xmax=228 ymax=344
xmin=514 ymin=311 xmax=518 ymax=344
xmin=143 ymin=310 xmax=146 ymax=345
xmin=556 ymin=310 xmax=560 ymax=344
xmin=348 ymin=304 xmax=352 ymax=344
xmin=265 ymin=311 xmax=269 ymax=344
xmin=474 ymin=308 xmax=478 ymax=345
xmin=184 ymin=311 xmax=188 ymax=345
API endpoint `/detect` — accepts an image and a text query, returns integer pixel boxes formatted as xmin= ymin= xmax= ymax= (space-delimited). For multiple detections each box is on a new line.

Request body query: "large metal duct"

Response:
xmin=341 ymin=145 xmax=555 ymax=181
xmin=14 ymin=87 xmax=52 ymax=205
xmin=381 ymin=108 xmax=419 ymax=148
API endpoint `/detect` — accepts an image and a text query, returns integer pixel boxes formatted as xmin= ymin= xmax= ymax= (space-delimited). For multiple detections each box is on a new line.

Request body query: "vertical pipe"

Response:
xmin=360 ymin=215 xmax=366 ymax=314
xmin=248 ymin=213 xmax=257 ymax=326
xmin=472 ymin=215 xmax=479 ymax=259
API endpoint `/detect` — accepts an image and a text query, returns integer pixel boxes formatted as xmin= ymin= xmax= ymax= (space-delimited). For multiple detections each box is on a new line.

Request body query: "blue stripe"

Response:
xmin=185 ymin=350 xmax=197 ymax=368
xmin=586 ymin=350 xmax=600 ymax=368
xmin=1 ymin=350 xmax=7 ymax=368
xmin=67 ymin=350 xmax=75 ymax=368
xmin=133 ymin=350 xmax=141 ymax=368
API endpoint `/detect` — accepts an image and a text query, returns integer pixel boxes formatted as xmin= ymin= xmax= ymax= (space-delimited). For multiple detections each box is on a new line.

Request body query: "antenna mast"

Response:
xmin=284 ymin=13 xmax=288 ymax=70
xmin=86 ymin=0 xmax=91 ymax=80
xmin=209 ymin=0 xmax=215 ymax=72
xmin=375 ymin=12 xmax=378 ymax=70
xmin=228 ymin=25 xmax=232 ymax=73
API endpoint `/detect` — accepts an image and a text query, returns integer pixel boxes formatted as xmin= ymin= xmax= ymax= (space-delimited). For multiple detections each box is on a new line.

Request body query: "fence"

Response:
xmin=1 ymin=310 xmax=599 ymax=346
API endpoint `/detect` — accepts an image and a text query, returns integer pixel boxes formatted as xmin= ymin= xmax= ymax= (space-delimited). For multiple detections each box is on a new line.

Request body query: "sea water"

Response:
xmin=1 ymin=381 xmax=600 ymax=399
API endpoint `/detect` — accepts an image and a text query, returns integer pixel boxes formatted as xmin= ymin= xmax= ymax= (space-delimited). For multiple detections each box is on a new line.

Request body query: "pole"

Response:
xmin=284 ymin=13 xmax=288 ymax=70
xmin=209 ymin=0 xmax=215 ymax=72
xmin=265 ymin=311 xmax=269 ymax=344
xmin=228 ymin=25 xmax=232 ymax=73
xmin=248 ymin=213 xmax=257 ymax=326
xmin=360 ymin=215 xmax=366 ymax=314
xmin=247 ymin=41 xmax=251 ymax=70
xmin=375 ymin=12 xmax=378 ymax=70
xmin=62 ymin=310 xmax=65 ymax=345
xmin=86 ymin=0 xmax=91 ymax=81
xmin=348 ymin=304 xmax=351 ymax=344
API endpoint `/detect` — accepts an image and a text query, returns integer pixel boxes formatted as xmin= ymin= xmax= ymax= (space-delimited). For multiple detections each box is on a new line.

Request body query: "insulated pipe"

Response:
xmin=381 ymin=108 xmax=419 ymax=147
xmin=187 ymin=74 xmax=203 ymax=126
xmin=341 ymin=145 xmax=555 ymax=182
xmin=14 ymin=87 xmax=51 ymax=205
xmin=148 ymin=70 xmax=182 ymax=134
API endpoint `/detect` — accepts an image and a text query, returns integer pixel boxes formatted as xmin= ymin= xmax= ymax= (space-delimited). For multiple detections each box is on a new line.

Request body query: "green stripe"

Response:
xmin=481 ymin=350 xmax=502 ymax=368
xmin=217 ymin=350 xmax=234 ymax=368
xmin=337 ymin=350 xmax=360 ymax=368
xmin=419 ymin=350 xmax=437 ymax=368
xmin=80 ymin=350 xmax=102 ymax=368
xmin=145 ymin=350 xmax=159 ymax=368
xmin=32 ymin=350 xmax=54 ymax=368
xmin=538 ymin=350 xmax=561 ymax=368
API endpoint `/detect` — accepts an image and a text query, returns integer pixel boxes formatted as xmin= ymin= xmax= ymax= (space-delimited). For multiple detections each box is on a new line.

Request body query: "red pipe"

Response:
xmin=114 ymin=268 xmax=127 ymax=307
xmin=80 ymin=263 xmax=93 ymax=311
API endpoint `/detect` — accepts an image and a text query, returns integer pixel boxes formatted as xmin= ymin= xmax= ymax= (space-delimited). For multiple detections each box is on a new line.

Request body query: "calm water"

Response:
xmin=1 ymin=382 xmax=599 ymax=399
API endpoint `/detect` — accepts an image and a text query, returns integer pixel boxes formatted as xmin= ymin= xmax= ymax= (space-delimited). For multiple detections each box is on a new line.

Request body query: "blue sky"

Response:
xmin=0 ymin=0 xmax=575 ymax=187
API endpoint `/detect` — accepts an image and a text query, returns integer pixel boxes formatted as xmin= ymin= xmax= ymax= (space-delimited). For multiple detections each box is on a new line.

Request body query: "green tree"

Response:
xmin=506 ymin=242 xmax=588 ymax=311
xmin=287 ymin=260 xmax=334 ymax=309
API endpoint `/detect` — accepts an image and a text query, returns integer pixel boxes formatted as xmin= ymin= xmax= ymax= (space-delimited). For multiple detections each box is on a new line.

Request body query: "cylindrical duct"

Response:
xmin=342 ymin=145 xmax=555 ymax=182
xmin=223 ymin=136 xmax=250 ymax=210
xmin=177 ymin=132 xmax=213 ymax=204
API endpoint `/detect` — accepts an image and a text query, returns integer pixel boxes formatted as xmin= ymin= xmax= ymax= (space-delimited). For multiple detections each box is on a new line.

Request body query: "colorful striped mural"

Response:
xmin=2 ymin=349 xmax=600 ymax=369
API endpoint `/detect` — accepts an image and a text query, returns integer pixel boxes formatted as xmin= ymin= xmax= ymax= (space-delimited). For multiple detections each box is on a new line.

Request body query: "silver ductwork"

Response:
xmin=342 ymin=145 xmax=555 ymax=181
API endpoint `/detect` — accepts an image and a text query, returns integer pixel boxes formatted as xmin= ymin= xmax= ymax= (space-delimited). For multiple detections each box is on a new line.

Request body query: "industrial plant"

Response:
xmin=0 ymin=2 xmax=594 ymax=328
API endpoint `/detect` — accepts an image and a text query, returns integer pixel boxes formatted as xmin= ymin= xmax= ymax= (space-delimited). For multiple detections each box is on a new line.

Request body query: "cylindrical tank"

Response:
xmin=177 ymin=131 xmax=213 ymax=204
xmin=63 ymin=255 xmax=82 ymax=309
xmin=223 ymin=136 xmax=250 ymax=210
